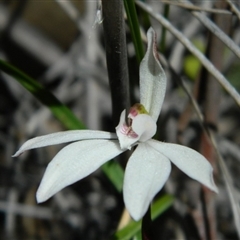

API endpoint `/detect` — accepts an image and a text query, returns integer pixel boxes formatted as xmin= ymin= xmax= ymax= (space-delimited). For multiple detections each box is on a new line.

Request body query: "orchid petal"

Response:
xmin=140 ymin=28 xmax=167 ymax=122
xmin=148 ymin=139 xmax=218 ymax=193
xmin=123 ymin=142 xmax=171 ymax=221
xmin=132 ymin=114 xmax=157 ymax=142
xmin=13 ymin=130 xmax=117 ymax=157
xmin=36 ymin=139 xmax=124 ymax=203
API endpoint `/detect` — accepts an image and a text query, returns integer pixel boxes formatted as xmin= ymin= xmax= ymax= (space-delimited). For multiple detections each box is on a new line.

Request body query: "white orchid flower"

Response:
xmin=13 ymin=28 xmax=218 ymax=221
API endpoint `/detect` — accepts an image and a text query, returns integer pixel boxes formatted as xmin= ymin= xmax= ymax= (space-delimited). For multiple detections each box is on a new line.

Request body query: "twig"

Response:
xmin=157 ymin=49 xmax=240 ymax=238
xmin=177 ymin=74 xmax=240 ymax=239
xmin=135 ymin=0 xmax=240 ymax=108
xmin=226 ymin=0 xmax=240 ymax=20
xmin=169 ymin=17 xmax=201 ymax=73
xmin=160 ymin=0 xmax=232 ymax=15
xmin=54 ymin=0 xmax=81 ymax=30
xmin=216 ymin=149 xmax=240 ymax=239
xmin=176 ymin=73 xmax=240 ymax=240
xmin=183 ymin=0 xmax=240 ymax=60
xmin=0 ymin=200 xmax=53 ymax=219
xmin=196 ymin=4 xmax=230 ymax=237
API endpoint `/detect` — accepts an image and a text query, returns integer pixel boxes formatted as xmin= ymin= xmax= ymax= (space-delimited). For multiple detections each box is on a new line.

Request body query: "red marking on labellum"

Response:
xmin=120 ymin=124 xmax=138 ymax=138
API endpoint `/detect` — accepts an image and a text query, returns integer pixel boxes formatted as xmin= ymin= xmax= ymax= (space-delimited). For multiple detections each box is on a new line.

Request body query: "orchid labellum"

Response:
xmin=13 ymin=28 xmax=218 ymax=221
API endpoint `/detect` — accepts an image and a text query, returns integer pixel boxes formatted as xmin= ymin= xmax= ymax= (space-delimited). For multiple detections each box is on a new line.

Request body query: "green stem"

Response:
xmin=124 ymin=0 xmax=145 ymax=64
xmin=160 ymin=4 xmax=170 ymax=53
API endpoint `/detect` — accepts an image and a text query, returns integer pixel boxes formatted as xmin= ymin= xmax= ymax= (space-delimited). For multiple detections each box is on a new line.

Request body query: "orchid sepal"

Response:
xmin=12 ymin=130 xmax=117 ymax=157
xmin=148 ymin=139 xmax=218 ymax=193
xmin=140 ymin=27 xmax=167 ymax=122
xmin=123 ymin=142 xmax=171 ymax=221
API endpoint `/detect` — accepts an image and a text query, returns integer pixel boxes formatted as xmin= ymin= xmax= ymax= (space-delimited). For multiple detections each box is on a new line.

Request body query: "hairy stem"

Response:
xmin=102 ymin=0 xmax=130 ymax=127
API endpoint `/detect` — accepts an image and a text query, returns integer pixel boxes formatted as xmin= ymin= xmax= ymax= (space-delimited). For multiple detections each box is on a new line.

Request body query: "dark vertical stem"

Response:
xmin=141 ymin=205 xmax=152 ymax=240
xmin=102 ymin=0 xmax=130 ymax=128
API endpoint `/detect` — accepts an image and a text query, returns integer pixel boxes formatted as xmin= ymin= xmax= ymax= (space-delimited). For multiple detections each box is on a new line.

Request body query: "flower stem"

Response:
xmin=141 ymin=205 xmax=152 ymax=240
xmin=102 ymin=0 xmax=130 ymax=128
